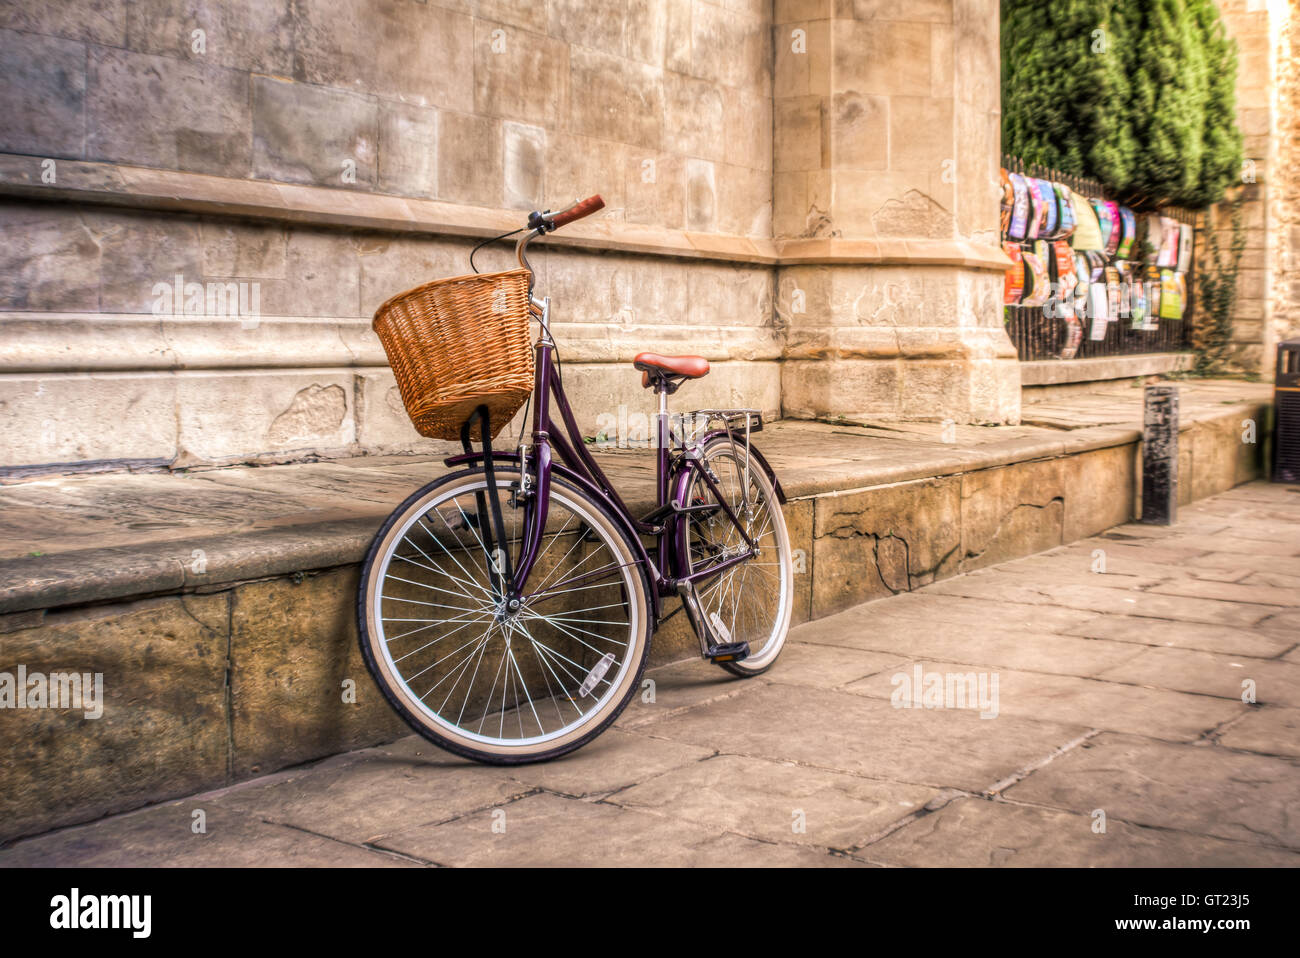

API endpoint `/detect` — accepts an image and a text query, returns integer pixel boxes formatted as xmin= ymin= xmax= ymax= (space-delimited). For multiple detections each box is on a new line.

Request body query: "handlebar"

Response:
xmin=527 ymin=195 xmax=604 ymax=233
xmin=516 ymin=195 xmax=604 ymax=325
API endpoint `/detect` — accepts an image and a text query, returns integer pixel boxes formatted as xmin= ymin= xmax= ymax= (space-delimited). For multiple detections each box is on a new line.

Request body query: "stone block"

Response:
xmin=0 ymin=204 xmax=102 ymax=312
xmin=437 ymin=110 xmax=502 ymax=208
xmin=724 ymin=87 xmax=773 ymax=171
xmin=200 ymin=220 xmax=290 ymax=281
xmin=474 ymin=19 xmax=569 ymax=127
xmin=833 ymin=18 xmax=931 ymax=98
xmin=834 ymin=170 xmax=954 ymax=239
xmin=888 ymin=95 xmax=955 ymax=177
xmin=357 ymin=233 xmax=467 ymax=318
xmin=664 ymin=71 xmax=726 ymax=161
xmin=503 ymin=121 xmax=546 ymax=210
xmin=0 ymin=594 xmax=229 ymax=842
xmin=773 ymin=17 xmax=830 ymax=97
xmin=959 ymin=457 xmax=1064 ymax=572
xmin=252 ymin=76 xmax=378 ymax=189
xmin=623 ymin=149 xmax=684 ymax=229
xmin=830 ymin=91 xmax=888 ymax=171
xmin=811 ymin=476 xmax=961 ymax=617
xmin=717 ymin=163 xmax=772 ymax=237
xmin=1062 ymin=444 xmax=1136 ymax=541
xmin=568 ymin=47 xmax=664 ymax=151
xmin=690 ymin=0 xmax=768 ymax=92
xmin=377 ymin=100 xmax=439 ymax=199
xmin=86 ymin=46 xmax=251 ymax=176
xmin=292 ymin=0 xmax=473 ymax=109
xmin=125 ymin=0 xmax=293 ymax=74
xmin=0 ymin=372 xmax=179 ymax=466
xmin=0 ymin=29 xmax=86 ymax=158
xmin=548 ymin=0 xmax=626 ymax=56
xmin=0 ymin=1 xmax=127 ymax=45
xmin=229 ymin=568 xmax=406 ymax=777
xmin=83 ymin=208 xmax=204 ymax=314
xmin=174 ymin=370 xmax=356 ymax=464
xmin=775 ymin=95 xmax=826 ymax=173
xmin=353 ymin=368 xmax=447 ymax=455
xmin=685 ymin=158 xmax=717 ymax=232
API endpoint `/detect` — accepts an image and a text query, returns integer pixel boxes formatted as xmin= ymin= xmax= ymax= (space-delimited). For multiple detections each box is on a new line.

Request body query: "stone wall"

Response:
xmin=1207 ymin=0 xmax=1298 ymax=376
xmin=1271 ymin=0 xmax=1300 ymax=354
xmin=0 ymin=0 xmax=1016 ymax=471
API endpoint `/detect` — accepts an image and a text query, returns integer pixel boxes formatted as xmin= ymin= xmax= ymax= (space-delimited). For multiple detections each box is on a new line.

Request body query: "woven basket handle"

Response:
xmin=549 ymin=194 xmax=604 ymax=229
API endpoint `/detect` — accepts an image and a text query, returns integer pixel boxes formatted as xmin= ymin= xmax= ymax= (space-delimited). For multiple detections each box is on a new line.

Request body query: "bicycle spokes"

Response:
xmin=372 ymin=475 xmax=641 ymax=747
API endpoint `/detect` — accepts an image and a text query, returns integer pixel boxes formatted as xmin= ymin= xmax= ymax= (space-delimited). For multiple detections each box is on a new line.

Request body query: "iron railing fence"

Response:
xmin=1001 ymin=154 xmax=1197 ymax=362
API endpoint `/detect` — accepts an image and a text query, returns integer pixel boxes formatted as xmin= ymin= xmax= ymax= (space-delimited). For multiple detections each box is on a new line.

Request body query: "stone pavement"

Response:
xmin=2 ymin=480 xmax=1296 ymax=867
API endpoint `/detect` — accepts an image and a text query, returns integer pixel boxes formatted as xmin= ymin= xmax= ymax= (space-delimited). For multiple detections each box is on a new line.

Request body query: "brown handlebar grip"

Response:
xmin=549 ymin=194 xmax=604 ymax=229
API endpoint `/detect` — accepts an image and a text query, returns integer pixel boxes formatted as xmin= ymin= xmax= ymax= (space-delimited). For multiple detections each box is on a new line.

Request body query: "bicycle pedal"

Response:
xmin=705 ymin=641 xmax=750 ymax=663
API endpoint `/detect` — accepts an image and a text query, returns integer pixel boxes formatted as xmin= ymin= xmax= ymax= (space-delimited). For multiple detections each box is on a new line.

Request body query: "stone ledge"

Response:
xmin=0 ymin=313 xmax=785 ymax=372
xmin=1019 ymin=353 xmax=1197 ymax=387
xmin=0 ymin=382 xmax=1272 ymax=617
xmin=0 ymin=154 xmax=1011 ymax=272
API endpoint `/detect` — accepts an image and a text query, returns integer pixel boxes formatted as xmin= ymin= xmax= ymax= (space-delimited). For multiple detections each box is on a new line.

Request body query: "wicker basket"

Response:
xmin=372 ymin=267 xmax=534 ymax=441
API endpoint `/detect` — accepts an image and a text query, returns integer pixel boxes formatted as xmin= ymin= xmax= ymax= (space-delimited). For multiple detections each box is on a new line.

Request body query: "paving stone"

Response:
xmin=1062 ymin=615 xmax=1293 ymax=659
xmin=0 ymin=801 xmax=411 ymax=867
xmin=1157 ymin=535 xmax=1299 ymax=557
xmin=614 ymin=657 xmax=761 ymax=729
xmin=845 ymin=661 xmax=1244 ymax=742
xmin=1216 ymin=708 xmax=1300 ymax=759
xmin=991 ymin=552 xmax=1170 ymax=589
xmin=921 ymin=577 xmax=1276 ymax=628
xmin=374 ymin=792 xmax=861 ymax=866
xmin=798 ymin=602 xmax=1145 ymax=677
xmin=208 ymin=751 xmax=532 ymax=844
xmin=1004 ymin=733 xmax=1300 ymax=850
xmin=865 ymin=797 xmax=1300 ymax=867
xmin=644 ymin=681 xmax=1085 ymax=792
xmin=757 ymin=640 xmax=905 ymax=689
xmin=1186 ymin=552 xmax=1300 ymax=578
xmin=612 ymin=753 xmax=936 ymax=849
xmin=497 ymin=729 xmax=714 ymax=797
xmin=1059 ymin=538 xmax=1216 ymax=565
xmin=876 ymin=592 xmax=1104 ymax=632
xmin=1147 ymin=578 xmax=1298 ymax=608
xmin=1094 ymin=646 xmax=1300 ymax=708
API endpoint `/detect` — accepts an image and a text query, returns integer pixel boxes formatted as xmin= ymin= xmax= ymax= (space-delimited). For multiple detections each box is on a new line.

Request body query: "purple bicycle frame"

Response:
xmin=445 ymin=339 xmax=781 ymax=624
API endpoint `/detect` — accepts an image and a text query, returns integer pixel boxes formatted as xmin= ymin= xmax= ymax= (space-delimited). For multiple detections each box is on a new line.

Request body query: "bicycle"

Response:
xmin=358 ymin=196 xmax=794 ymax=764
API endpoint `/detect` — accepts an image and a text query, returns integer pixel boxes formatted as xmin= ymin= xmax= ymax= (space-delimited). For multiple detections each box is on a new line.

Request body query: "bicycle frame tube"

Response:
xmin=451 ymin=224 xmax=770 ymax=617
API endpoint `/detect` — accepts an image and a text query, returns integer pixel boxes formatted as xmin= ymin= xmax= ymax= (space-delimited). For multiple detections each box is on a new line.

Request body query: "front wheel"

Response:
xmin=680 ymin=438 xmax=794 ymax=676
xmin=358 ymin=466 xmax=653 ymax=764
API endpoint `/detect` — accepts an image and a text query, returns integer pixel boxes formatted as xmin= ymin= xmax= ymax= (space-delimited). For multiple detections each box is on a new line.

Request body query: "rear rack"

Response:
xmin=674 ymin=408 xmax=763 ymax=517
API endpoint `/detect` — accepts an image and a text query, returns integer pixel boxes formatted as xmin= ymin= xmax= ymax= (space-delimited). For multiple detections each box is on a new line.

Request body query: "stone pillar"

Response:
xmin=1210 ymin=0 xmax=1276 ymax=375
xmin=772 ymin=0 xmax=1020 ymax=424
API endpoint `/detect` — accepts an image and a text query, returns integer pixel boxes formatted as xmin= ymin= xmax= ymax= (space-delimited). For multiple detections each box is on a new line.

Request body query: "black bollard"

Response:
xmin=1141 ymin=385 xmax=1179 ymax=525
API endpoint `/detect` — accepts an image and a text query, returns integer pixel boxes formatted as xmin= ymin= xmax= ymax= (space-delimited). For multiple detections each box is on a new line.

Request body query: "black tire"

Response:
xmin=357 ymin=466 xmax=653 ymax=764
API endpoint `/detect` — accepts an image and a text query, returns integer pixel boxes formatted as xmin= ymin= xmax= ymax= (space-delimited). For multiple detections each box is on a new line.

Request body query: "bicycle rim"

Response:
xmin=360 ymin=469 xmax=650 ymax=761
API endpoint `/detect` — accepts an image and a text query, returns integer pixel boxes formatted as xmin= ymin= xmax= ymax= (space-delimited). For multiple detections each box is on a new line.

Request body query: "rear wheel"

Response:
xmin=680 ymin=438 xmax=793 ymax=676
xmin=358 ymin=467 xmax=652 ymax=763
